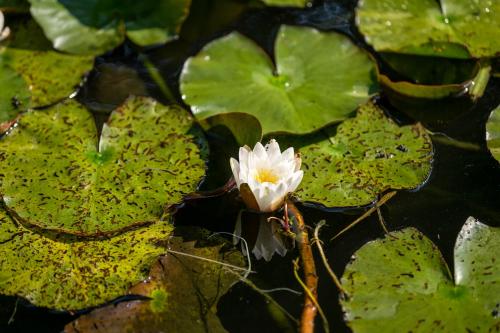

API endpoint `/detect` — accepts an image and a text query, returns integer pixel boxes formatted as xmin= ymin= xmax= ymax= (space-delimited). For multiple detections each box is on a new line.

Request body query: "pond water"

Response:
xmin=0 ymin=1 xmax=499 ymax=332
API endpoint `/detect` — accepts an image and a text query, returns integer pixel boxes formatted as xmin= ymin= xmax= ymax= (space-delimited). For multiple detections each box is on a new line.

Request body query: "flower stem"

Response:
xmin=286 ymin=200 xmax=320 ymax=333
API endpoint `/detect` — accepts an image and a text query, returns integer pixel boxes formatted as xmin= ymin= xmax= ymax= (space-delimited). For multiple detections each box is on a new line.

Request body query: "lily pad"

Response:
xmin=0 ymin=207 xmax=173 ymax=310
xmin=356 ymin=0 xmax=500 ymax=58
xmin=486 ymin=104 xmax=500 ymax=163
xmin=180 ymin=25 xmax=378 ymax=135
xmin=379 ymin=54 xmax=491 ymax=100
xmin=0 ymin=64 xmax=30 ymax=124
xmin=261 ymin=0 xmax=309 ymax=7
xmin=341 ymin=217 xmax=500 ymax=332
xmin=64 ymin=228 xmax=245 ymax=333
xmin=0 ymin=96 xmax=207 ymax=236
xmin=274 ymin=100 xmax=433 ymax=208
xmin=0 ymin=18 xmax=94 ymax=124
xmin=28 ymin=0 xmax=191 ymax=55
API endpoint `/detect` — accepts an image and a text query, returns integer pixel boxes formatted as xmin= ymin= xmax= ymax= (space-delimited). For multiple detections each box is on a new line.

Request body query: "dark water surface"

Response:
xmin=1 ymin=1 xmax=499 ymax=332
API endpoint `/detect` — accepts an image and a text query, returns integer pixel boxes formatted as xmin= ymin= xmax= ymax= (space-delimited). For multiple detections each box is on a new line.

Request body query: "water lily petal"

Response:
xmin=230 ymin=139 xmax=303 ymax=212
xmin=253 ymin=141 xmax=267 ymax=161
xmin=230 ymin=158 xmax=241 ymax=187
xmin=287 ymin=170 xmax=304 ymax=192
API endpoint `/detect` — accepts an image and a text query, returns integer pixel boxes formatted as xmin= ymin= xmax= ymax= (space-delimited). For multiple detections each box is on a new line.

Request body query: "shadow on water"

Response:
xmin=1 ymin=1 xmax=499 ymax=332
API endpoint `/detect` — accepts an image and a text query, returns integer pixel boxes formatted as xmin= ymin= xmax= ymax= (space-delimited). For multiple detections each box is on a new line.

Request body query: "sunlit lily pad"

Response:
xmin=65 ymin=228 xmax=245 ymax=332
xmin=261 ymin=0 xmax=309 ymax=7
xmin=0 ymin=64 xmax=30 ymax=125
xmin=28 ymin=0 xmax=191 ymax=55
xmin=181 ymin=25 xmax=378 ymax=135
xmin=341 ymin=217 xmax=500 ymax=332
xmin=356 ymin=0 xmax=500 ymax=58
xmin=486 ymin=104 xmax=500 ymax=163
xmin=0 ymin=96 xmax=207 ymax=236
xmin=274 ymin=101 xmax=433 ymax=208
xmin=0 ymin=18 xmax=94 ymax=126
xmin=0 ymin=208 xmax=172 ymax=310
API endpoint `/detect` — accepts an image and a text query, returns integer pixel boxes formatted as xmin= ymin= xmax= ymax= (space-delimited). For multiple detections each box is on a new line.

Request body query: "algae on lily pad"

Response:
xmin=28 ymin=0 xmax=191 ymax=55
xmin=65 ymin=228 xmax=245 ymax=333
xmin=0 ymin=207 xmax=173 ymax=310
xmin=181 ymin=25 xmax=377 ymax=135
xmin=486 ymin=104 xmax=500 ymax=163
xmin=0 ymin=18 xmax=93 ymax=126
xmin=0 ymin=96 xmax=207 ymax=236
xmin=341 ymin=217 xmax=500 ymax=332
xmin=274 ymin=101 xmax=432 ymax=208
xmin=261 ymin=0 xmax=309 ymax=7
xmin=356 ymin=0 xmax=500 ymax=58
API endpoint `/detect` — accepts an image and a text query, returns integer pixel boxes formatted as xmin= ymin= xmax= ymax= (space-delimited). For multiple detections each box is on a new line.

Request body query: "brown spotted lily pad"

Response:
xmin=65 ymin=228 xmax=245 ymax=333
xmin=273 ymin=100 xmax=433 ymax=208
xmin=0 ymin=207 xmax=173 ymax=310
xmin=341 ymin=217 xmax=500 ymax=332
xmin=0 ymin=18 xmax=94 ymax=127
xmin=0 ymin=96 xmax=208 ymax=236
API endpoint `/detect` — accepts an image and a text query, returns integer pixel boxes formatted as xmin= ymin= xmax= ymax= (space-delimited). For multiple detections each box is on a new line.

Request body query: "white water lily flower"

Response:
xmin=230 ymin=139 xmax=303 ymax=212
xmin=0 ymin=11 xmax=10 ymax=42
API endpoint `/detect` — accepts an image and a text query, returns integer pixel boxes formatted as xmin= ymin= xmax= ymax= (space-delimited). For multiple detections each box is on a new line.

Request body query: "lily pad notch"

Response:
xmin=341 ymin=217 xmax=500 ymax=332
xmin=181 ymin=24 xmax=378 ymax=135
xmin=0 ymin=96 xmax=208 ymax=236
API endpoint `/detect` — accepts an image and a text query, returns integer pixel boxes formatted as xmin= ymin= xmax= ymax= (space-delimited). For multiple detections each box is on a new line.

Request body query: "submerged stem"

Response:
xmin=293 ymin=259 xmax=329 ymax=333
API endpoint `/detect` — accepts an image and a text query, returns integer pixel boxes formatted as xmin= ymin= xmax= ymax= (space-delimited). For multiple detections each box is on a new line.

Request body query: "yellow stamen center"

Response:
xmin=255 ymin=169 xmax=279 ymax=184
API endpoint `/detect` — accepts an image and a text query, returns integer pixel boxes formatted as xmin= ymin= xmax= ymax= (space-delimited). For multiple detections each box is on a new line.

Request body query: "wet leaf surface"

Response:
xmin=65 ymin=228 xmax=245 ymax=333
xmin=0 ymin=207 xmax=173 ymax=310
xmin=0 ymin=96 xmax=208 ymax=235
xmin=341 ymin=217 xmax=500 ymax=332
xmin=261 ymin=0 xmax=309 ymax=7
xmin=274 ymin=101 xmax=433 ymax=208
xmin=181 ymin=25 xmax=377 ymax=135
xmin=486 ymin=104 xmax=500 ymax=163
xmin=356 ymin=0 xmax=500 ymax=58
xmin=0 ymin=18 xmax=93 ymax=125
xmin=28 ymin=0 xmax=191 ymax=55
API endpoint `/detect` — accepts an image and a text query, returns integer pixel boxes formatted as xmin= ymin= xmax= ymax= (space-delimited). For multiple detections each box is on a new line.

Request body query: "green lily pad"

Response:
xmin=486 ymin=104 xmax=500 ymax=163
xmin=0 ymin=18 xmax=94 ymax=124
xmin=341 ymin=217 xmax=500 ymax=332
xmin=0 ymin=96 xmax=207 ymax=236
xmin=356 ymin=0 xmax=500 ymax=58
xmin=180 ymin=25 xmax=378 ymax=135
xmin=64 ymin=228 xmax=245 ymax=333
xmin=0 ymin=208 xmax=173 ymax=310
xmin=0 ymin=64 xmax=30 ymax=124
xmin=379 ymin=54 xmax=491 ymax=100
xmin=261 ymin=0 xmax=309 ymax=7
xmin=28 ymin=0 xmax=191 ymax=55
xmin=273 ymin=100 xmax=433 ymax=208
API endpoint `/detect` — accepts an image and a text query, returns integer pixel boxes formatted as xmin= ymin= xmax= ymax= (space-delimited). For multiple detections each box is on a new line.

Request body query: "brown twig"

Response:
xmin=313 ymin=221 xmax=346 ymax=295
xmin=330 ymin=191 xmax=397 ymax=241
xmin=286 ymin=200 xmax=320 ymax=333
